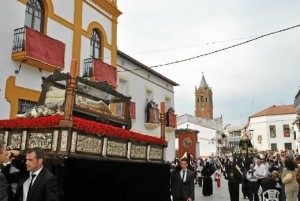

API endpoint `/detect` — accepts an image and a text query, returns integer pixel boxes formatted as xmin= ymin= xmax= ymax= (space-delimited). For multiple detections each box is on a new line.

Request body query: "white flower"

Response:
xmin=43 ymin=107 xmax=49 ymax=116
xmin=30 ymin=108 xmax=38 ymax=118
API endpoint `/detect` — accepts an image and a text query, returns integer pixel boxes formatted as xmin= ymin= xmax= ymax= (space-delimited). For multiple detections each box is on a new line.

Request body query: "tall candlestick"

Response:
xmin=160 ymin=102 xmax=165 ymax=139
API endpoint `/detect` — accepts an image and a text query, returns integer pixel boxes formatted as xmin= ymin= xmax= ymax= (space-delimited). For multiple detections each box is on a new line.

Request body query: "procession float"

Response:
xmin=0 ymin=60 xmax=170 ymax=201
xmin=237 ymin=131 xmax=258 ymax=157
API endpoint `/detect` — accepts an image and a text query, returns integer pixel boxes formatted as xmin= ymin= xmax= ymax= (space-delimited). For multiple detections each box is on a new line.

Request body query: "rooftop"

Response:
xmin=250 ymin=104 xmax=297 ymax=118
xmin=117 ymin=50 xmax=179 ymax=86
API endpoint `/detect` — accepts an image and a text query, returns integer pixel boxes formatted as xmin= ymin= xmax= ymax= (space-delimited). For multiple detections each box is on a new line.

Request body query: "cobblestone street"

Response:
xmin=194 ymin=178 xmax=244 ymax=201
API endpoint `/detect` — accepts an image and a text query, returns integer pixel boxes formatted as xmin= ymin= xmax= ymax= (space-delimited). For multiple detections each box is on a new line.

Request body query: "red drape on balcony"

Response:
xmin=168 ymin=113 xmax=176 ymax=128
xmin=130 ymin=102 xmax=136 ymax=119
xmin=93 ymin=59 xmax=117 ymax=87
xmin=25 ymin=27 xmax=65 ymax=69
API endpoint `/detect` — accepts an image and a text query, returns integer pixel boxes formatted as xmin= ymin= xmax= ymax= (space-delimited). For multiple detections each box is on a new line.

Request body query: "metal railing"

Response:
xmin=12 ymin=27 xmax=26 ymax=53
xmin=83 ymin=58 xmax=93 ymax=77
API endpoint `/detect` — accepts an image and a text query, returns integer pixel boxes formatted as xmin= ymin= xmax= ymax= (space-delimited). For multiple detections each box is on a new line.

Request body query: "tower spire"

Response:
xmin=199 ymin=72 xmax=209 ymax=88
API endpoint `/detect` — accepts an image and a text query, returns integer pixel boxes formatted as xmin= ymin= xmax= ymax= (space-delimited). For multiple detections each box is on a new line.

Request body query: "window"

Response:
xmin=25 ymin=0 xmax=44 ymax=32
xmin=283 ymin=124 xmax=290 ymax=137
xmin=271 ymin=143 xmax=277 ymax=151
xmin=116 ymin=79 xmax=128 ymax=116
xmin=233 ymin=131 xmax=241 ymax=137
xmin=284 ymin=143 xmax=292 ymax=151
xmin=18 ymin=99 xmax=37 ymax=114
xmin=269 ymin=125 xmax=276 ymax=138
xmin=165 ymin=97 xmax=171 ymax=111
xmin=145 ymin=89 xmax=154 ymax=123
xmin=146 ymin=89 xmax=153 ymax=102
xmin=90 ymin=29 xmax=101 ymax=59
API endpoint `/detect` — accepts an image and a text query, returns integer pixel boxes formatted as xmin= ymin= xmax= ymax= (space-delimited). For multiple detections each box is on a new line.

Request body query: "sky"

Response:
xmin=116 ymin=0 xmax=300 ymax=126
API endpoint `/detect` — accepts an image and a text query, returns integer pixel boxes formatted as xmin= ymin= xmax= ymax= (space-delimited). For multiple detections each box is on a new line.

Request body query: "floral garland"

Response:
xmin=0 ymin=115 xmax=166 ymax=145
xmin=0 ymin=115 xmax=63 ymax=129
xmin=73 ymin=117 xmax=166 ymax=145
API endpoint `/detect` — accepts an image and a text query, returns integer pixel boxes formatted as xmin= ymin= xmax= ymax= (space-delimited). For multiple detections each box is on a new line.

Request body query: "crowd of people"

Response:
xmin=170 ymin=150 xmax=300 ymax=201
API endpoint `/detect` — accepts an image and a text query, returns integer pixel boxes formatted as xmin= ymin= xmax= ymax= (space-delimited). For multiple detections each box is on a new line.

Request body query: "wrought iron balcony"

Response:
xmin=82 ymin=58 xmax=117 ymax=87
xmin=12 ymin=27 xmax=26 ymax=52
xmin=11 ymin=27 xmax=65 ymax=72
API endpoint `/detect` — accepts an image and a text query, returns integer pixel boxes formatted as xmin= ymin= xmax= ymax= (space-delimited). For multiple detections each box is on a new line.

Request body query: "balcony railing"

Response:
xmin=11 ymin=27 xmax=65 ymax=71
xmin=83 ymin=58 xmax=94 ymax=77
xmin=12 ymin=27 xmax=26 ymax=52
xmin=82 ymin=58 xmax=117 ymax=87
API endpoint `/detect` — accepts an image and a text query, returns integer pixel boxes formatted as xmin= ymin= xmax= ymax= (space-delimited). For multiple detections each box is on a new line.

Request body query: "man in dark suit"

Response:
xmin=145 ymin=99 xmax=153 ymax=123
xmin=224 ymin=160 xmax=243 ymax=201
xmin=170 ymin=158 xmax=195 ymax=201
xmin=0 ymin=139 xmax=9 ymax=201
xmin=14 ymin=147 xmax=58 ymax=201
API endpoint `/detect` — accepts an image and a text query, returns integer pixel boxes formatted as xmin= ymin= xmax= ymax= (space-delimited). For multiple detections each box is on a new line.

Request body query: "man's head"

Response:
xmin=180 ymin=158 xmax=188 ymax=170
xmin=250 ymin=164 xmax=254 ymax=170
xmin=295 ymin=156 xmax=300 ymax=165
xmin=26 ymin=147 xmax=45 ymax=173
xmin=0 ymin=139 xmax=7 ymax=164
xmin=256 ymin=159 xmax=262 ymax=166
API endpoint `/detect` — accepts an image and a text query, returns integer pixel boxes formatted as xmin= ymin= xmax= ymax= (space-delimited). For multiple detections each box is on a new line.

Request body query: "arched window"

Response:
xmin=90 ymin=29 xmax=101 ymax=59
xmin=25 ymin=0 xmax=44 ymax=32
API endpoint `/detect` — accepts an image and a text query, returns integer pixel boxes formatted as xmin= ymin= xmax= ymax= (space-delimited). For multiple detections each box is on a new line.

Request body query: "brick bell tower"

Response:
xmin=195 ymin=73 xmax=213 ymax=119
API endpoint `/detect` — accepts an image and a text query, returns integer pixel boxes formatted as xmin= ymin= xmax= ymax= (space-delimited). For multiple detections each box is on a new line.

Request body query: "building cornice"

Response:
xmin=117 ymin=50 xmax=179 ymax=86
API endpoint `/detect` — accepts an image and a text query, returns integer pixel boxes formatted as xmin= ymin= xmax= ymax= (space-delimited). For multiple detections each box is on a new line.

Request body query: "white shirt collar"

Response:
xmin=31 ymin=165 xmax=43 ymax=177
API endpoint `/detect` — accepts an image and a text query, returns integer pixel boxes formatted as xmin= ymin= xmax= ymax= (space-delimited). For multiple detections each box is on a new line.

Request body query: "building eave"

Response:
xmin=117 ymin=50 xmax=179 ymax=86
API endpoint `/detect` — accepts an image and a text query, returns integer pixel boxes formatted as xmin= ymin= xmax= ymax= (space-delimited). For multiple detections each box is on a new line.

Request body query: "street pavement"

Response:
xmin=194 ymin=178 xmax=244 ymax=201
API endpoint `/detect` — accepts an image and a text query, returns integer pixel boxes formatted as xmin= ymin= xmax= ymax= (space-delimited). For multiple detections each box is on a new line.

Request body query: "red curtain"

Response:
xmin=130 ymin=102 xmax=136 ymax=119
xmin=168 ymin=113 xmax=177 ymax=128
xmin=93 ymin=59 xmax=117 ymax=87
xmin=25 ymin=27 xmax=65 ymax=69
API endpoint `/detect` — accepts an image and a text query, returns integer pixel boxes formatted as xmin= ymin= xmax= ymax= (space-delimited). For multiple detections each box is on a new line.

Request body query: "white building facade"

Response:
xmin=117 ymin=51 xmax=178 ymax=162
xmin=0 ymin=1 xmax=178 ymax=161
xmin=247 ymin=105 xmax=297 ymax=152
xmin=293 ymin=89 xmax=300 ymax=153
xmin=224 ymin=123 xmax=247 ymax=151
xmin=177 ymin=114 xmax=223 ymax=157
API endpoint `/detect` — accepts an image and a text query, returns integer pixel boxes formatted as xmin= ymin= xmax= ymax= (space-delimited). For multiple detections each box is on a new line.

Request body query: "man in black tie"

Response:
xmin=170 ymin=158 xmax=195 ymax=201
xmin=14 ymin=147 xmax=58 ymax=201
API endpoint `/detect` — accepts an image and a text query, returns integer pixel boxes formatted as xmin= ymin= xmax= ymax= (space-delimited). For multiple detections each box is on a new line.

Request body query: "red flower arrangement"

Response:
xmin=0 ymin=115 xmax=167 ymax=145
xmin=72 ymin=117 xmax=166 ymax=145
xmin=0 ymin=115 xmax=63 ymax=129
